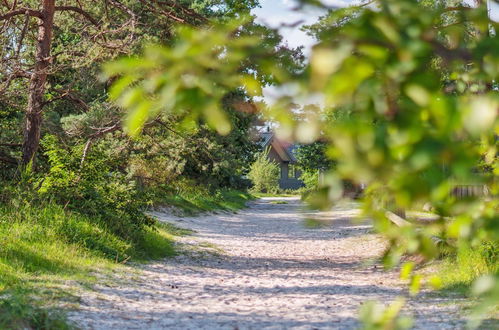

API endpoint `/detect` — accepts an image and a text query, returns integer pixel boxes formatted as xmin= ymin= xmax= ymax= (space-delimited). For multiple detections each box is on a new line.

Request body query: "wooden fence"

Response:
xmin=451 ymin=184 xmax=490 ymax=199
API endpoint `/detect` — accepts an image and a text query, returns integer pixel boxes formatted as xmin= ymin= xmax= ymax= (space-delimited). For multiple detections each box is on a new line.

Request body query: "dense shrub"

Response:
xmin=36 ymin=135 xmax=153 ymax=238
xmin=294 ymin=142 xmax=334 ymax=173
xmin=248 ymin=148 xmax=279 ymax=194
xmin=300 ymin=170 xmax=320 ymax=192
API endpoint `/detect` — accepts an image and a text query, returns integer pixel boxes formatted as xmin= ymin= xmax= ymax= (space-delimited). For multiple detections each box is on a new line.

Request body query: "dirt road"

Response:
xmin=68 ymin=197 xmax=467 ymax=329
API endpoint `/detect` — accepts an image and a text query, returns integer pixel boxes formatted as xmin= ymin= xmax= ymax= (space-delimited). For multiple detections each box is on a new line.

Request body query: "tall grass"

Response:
xmin=439 ymin=241 xmax=498 ymax=293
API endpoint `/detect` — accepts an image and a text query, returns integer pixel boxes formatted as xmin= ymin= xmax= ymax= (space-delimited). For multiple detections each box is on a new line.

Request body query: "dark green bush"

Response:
xmin=37 ymin=135 xmax=153 ymax=239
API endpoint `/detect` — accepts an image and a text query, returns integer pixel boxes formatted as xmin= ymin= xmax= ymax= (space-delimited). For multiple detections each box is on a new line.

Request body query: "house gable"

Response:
xmin=259 ymin=132 xmax=295 ymax=163
xmin=257 ymin=130 xmax=304 ymax=190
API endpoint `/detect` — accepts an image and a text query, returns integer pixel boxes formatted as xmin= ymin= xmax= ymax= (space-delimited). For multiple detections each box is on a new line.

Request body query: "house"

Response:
xmin=259 ymin=131 xmax=304 ymax=190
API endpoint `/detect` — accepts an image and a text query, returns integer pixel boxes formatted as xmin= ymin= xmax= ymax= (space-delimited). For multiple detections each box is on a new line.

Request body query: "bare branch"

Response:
xmin=156 ymin=0 xmax=208 ymax=23
xmin=0 ymin=8 xmax=42 ymax=20
xmin=42 ymin=87 xmax=90 ymax=111
xmin=443 ymin=6 xmax=474 ymax=12
xmin=0 ymin=142 xmax=21 ymax=147
xmin=16 ymin=12 xmax=29 ymax=57
xmin=107 ymin=0 xmax=136 ymax=19
xmin=55 ymin=6 xmax=100 ymax=27
xmin=0 ymin=70 xmax=30 ymax=94
xmin=80 ymin=138 xmax=94 ymax=166
xmin=154 ymin=118 xmax=187 ymax=138
xmin=137 ymin=0 xmax=187 ymax=24
xmin=0 ymin=150 xmax=17 ymax=165
xmin=80 ymin=122 xmax=121 ymax=166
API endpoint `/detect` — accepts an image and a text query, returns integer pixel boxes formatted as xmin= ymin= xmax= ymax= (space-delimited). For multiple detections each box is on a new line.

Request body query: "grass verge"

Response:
xmin=0 ymin=203 xmax=179 ymax=329
xmin=437 ymin=242 xmax=498 ymax=294
xmin=430 ymin=242 xmax=499 ymax=325
xmin=158 ymin=189 xmax=254 ymax=216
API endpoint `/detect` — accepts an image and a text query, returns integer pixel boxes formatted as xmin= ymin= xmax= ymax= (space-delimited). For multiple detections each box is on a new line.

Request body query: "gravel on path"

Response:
xmin=68 ymin=197 xmax=469 ymax=329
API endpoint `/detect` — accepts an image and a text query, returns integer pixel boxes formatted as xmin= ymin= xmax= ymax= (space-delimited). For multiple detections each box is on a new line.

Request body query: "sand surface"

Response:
xmin=68 ymin=197 xmax=468 ymax=329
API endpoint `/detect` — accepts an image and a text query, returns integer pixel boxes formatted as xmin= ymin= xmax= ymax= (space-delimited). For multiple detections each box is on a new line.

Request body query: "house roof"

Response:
xmin=258 ymin=132 xmax=273 ymax=148
xmin=258 ymin=131 xmax=297 ymax=163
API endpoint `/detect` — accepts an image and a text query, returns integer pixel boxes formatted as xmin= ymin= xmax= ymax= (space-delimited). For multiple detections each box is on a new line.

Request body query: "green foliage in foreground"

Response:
xmin=105 ymin=0 xmax=498 ymax=326
xmin=359 ymin=298 xmax=413 ymax=330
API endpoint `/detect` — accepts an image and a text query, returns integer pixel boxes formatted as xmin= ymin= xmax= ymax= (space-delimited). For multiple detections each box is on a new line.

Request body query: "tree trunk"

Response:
xmin=21 ymin=0 xmax=55 ymax=167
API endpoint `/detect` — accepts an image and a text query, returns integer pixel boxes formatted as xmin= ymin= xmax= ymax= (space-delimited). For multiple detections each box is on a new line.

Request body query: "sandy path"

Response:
xmin=68 ymin=197 xmax=467 ymax=329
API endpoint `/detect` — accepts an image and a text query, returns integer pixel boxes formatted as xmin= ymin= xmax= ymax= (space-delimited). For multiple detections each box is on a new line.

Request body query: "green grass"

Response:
xmin=437 ymin=242 xmax=498 ymax=294
xmin=432 ymin=242 xmax=499 ymax=325
xmin=159 ymin=189 xmax=254 ymax=216
xmin=0 ymin=203 xmax=179 ymax=329
xmin=252 ymin=192 xmax=298 ymax=198
xmin=303 ymin=217 xmax=329 ymax=228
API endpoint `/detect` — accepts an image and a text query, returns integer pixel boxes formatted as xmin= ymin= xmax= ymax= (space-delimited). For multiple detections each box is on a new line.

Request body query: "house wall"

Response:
xmin=278 ymin=162 xmax=304 ymax=190
xmin=280 ymin=162 xmax=288 ymax=180
xmin=265 ymin=141 xmax=304 ymax=190
xmin=279 ymin=177 xmax=304 ymax=190
xmin=267 ymin=147 xmax=281 ymax=163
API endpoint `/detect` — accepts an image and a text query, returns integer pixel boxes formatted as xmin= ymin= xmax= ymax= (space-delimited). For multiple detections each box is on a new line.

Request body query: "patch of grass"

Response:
xmin=253 ymin=192 xmax=298 ymax=198
xmin=0 ymin=292 xmax=71 ymax=330
xmin=159 ymin=189 xmax=254 ymax=216
xmin=270 ymin=201 xmax=288 ymax=204
xmin=159 ymin=222 xmax=195 ymax=236
xmin=0 ymin=202 xmax=180 ymax=329
xmin=303 ymin=218 xmax=328 ymax=228
xmin=437 ymin=241 xmax=498 ymax=294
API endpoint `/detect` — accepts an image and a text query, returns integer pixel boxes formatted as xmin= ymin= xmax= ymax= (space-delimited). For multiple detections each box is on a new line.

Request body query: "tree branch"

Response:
xmin=55 ymin=6 xmax=100 ymax=27
xmin=137 ymin=0 xmax=186 ymax=24
xmin=0 ymin=150 xmax=17 ymax=165
xmin=157 ymin=0 xmax=208 ymax=22
xmin=0 ymin=70 xmax=30 ymax=94
xmin=443 ymin=6 xmax=473 ymax=12
xmin=80 ymin=122 xmax=121 ymax=166
xmin=0 ymin=142 xmax=21 ymax=147
xmin=16 ymin=12 xmax=30 ymax=57
xmin=40 ymin=86 xmax=89 ymax=111
xmin=0 ymin=7 xmax=42 ymax=20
